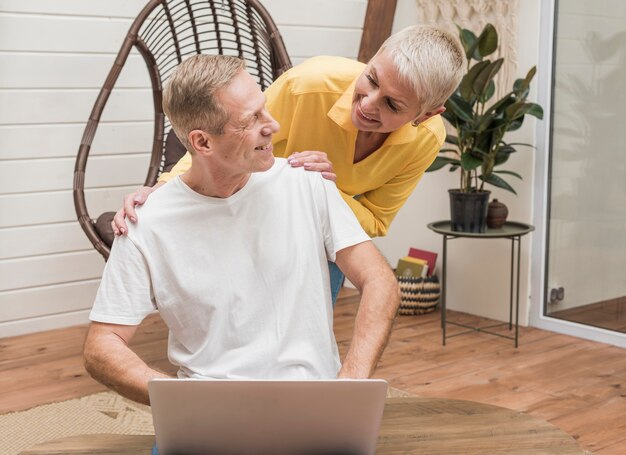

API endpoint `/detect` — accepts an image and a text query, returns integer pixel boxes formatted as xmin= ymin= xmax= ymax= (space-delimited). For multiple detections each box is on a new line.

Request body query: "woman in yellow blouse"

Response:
xmin=113 ymin=25 xmax=465 ymax=303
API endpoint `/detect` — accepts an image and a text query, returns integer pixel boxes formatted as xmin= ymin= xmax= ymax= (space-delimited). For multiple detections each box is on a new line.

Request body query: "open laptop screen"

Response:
xmin=149 ymin=378 xmax=388 ymax=455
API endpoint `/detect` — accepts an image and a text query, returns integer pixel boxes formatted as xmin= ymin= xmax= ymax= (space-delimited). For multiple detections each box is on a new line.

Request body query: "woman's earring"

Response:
xmin=411 ymin=120 xmax=420 ymax=127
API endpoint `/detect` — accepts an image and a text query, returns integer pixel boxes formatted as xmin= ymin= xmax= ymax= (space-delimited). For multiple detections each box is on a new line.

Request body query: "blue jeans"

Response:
xmin=328 ymin=260 xmax=345 ymax=306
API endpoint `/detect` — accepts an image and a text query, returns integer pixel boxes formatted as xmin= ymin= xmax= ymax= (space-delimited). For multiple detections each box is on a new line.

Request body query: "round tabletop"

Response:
xmin=21 ymin=397 xmax=584 ymax=455
xmin=377 ymin=397 xmax=584 ymax=454
xmin=427 ymin=220 xmax=535 ymax=238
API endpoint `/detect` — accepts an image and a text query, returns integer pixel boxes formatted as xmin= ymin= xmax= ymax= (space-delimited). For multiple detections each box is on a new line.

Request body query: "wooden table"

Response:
xmin=21 ymin=397 xmax=585 ymax=454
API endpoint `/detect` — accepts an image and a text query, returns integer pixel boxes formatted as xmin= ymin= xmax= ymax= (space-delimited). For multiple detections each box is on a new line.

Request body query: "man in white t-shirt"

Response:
xmin=83 ymin=55 xmax=400 ymax=406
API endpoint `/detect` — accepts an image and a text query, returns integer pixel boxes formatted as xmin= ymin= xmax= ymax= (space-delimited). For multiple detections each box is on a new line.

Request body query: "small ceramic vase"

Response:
xmin=486 ymin=199 xmax=508 ymax=229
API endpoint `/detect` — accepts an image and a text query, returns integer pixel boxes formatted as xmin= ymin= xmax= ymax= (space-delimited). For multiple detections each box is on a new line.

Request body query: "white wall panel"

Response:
xmin=0 ymin=89 xmax=153 ymax=125
xmin=0 ymin=222 xmax=92 ymax=260
xmin=0 ymin=14 xmax=131 ymax=53
xmin=280 ymin=26 xmax=361 ymax=59
xmin=0 ymin=154 xmax=149 ymax=194
xmin=0 ymin=186 xmax=138 ymax=228
xmin=262 ymin=0 xmax=366 ymax=27
xmin=0 ymin=310 xmax=92 ymax=339
xmin=0 ymin=122 xmax=153 ymax=160
xmin=0 ymin=0 xmax=367 ymax=25
xmin=0 ymin=280 xmax=99 ymax=322
xmin=0 ymin=53 xmax=150 ymax=89
xmin=0 ymin=0 xmax=147 ymax=18
xmin=0 ymin=251 xmax=104 ymax=291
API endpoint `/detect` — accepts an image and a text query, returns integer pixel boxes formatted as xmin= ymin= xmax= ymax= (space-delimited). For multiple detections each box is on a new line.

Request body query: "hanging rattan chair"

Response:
xmin=74 ymin=0 xmax=291 ymax=260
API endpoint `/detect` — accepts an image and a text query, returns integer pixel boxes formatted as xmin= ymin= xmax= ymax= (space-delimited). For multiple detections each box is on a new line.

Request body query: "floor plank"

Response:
xmin=550 ymin=296 xmax=626 ymax=333
xmin=1 ymin=288 xmax=625 ymax=454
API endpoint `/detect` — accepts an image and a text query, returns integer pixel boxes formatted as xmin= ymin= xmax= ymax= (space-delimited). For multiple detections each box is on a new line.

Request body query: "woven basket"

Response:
xmin=396 ymin=275 xmax=440 ymax=315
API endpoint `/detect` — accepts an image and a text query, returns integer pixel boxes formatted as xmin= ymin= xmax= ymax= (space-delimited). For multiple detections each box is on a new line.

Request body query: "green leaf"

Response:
xmin=526 ymin=103 xmax=544 ymax=119
xmin=513 ymin=67 xmax=537 ymax=99
xmin=473 ymin=58 xmax=504 ymax=99
xmin=480 ymin=173 xmax=517 ymax=194
xmin=445 ymin=134 xmax=459 ymax=146
xmin=477 ymin=114 xmax=501 ymax=134
xmin=494 ymin=169 xmax=523 ymax=180
xmin=506 ymin=142 xmax=536 ymax=149
xmin=426 ymin=156 xmax=460 ymax=172
xmin=505 ymin=102 xmax=534 ymax=120
xmin=461 ymin=152 xmax=483 ymax=171
xmin=494 ymin=145 xmax=516 ymax=165
xmin=485 ymin=93 xmax=516 ymax=116
xmin=524 ymin=66 xmax=537 ymax=85
xmin=513 ymin=78 xmax=529 ymax=99
xmin=458 ymin=27 xmax=479 ymax=61
xmin=468 ymin=40 xmax=482 ymax=62
xmin=506 ymin=117 xmax=524 ymax=132
xmin=472 ymin=139 xmax=492 ymax=158
xmin=441 ymin=109 xmax=458 ymax=128
xmin=449 ymin=165 xmax=459 ymax=172
xmin=477 ymin=23 xmax=498 ymax=57
xmin=480 ymin=80 xmax=496 ymax=103
xmin=445 ymin=94 xmax=474 ymax=123
xmin=459 ymin=61 xmax=490 ymax=101
xmin=498 ymin=144 xmax=517 ymax=154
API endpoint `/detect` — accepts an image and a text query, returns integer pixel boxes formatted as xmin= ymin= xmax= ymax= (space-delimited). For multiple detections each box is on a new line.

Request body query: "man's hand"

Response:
xmin=287 ymin=151 xmax=336 ymax=182
xmin=111 ymin=183 xmax=163 ymax=235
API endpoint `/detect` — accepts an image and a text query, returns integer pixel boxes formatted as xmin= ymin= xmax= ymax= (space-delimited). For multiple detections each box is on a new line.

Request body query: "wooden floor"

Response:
xmin=1 ymin=288 xmax=625 ymax=454
xmin=550 ymin=297 xmax=626 ymax=333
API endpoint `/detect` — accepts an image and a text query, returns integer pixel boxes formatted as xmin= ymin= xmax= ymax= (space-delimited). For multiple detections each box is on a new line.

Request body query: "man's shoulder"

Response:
xmin=265 ymin=157 xmax=318 ymax=183
xmin=130 ymin=179 xmax=187 ymax=228
xmin=262 ymin=158 xmax=328 ymax=196
xmin=139 ymin=178 xmax=181 ymax=207
xmin=281 ymin=56 xmax=365 ymax=95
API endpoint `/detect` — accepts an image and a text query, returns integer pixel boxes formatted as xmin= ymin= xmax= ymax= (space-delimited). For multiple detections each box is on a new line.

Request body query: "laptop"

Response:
xmin=148 ymin=378 xmax=388 ymax=455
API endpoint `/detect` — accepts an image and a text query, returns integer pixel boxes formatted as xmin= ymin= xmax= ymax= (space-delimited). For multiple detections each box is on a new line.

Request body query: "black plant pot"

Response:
xmin=448 ymin=189 xmax=491 ymax=233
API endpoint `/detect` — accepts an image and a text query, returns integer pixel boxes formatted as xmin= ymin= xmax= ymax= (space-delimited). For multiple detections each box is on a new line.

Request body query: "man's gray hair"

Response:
xmin=163 ymin=54 xmax=246 ymax=152
xmin=376 ymin=25 xmax=465 ymax=116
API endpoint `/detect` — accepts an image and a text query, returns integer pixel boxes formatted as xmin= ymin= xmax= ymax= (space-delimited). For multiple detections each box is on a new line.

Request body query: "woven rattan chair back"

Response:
xmin=74 ymin=0 xmax=291 ymax=260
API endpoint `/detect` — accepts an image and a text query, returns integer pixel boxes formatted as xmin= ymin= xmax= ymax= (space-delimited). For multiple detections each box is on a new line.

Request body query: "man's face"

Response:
xmin=210 ymin=70 xmax=280 ymax=175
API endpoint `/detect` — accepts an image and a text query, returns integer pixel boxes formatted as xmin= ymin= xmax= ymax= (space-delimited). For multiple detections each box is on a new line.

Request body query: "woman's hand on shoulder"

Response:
xmin=287 ymin=151 xmax=336 ymax=182
xmin=111 ymin=184 xmax=160 ymax=235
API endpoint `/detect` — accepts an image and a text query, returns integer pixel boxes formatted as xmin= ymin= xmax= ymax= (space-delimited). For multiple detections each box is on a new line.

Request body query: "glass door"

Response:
xmin=545 ymin=0 xmax=626 ymax=334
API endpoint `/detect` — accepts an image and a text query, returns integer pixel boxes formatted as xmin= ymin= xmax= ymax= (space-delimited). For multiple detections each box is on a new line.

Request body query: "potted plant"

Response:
xmin=427 ymin=23 xmax=543 ymax=232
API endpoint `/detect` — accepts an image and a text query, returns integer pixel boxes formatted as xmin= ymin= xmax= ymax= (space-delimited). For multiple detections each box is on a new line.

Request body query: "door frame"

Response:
xmin=530 ymin=0 xmax=626 ymax=348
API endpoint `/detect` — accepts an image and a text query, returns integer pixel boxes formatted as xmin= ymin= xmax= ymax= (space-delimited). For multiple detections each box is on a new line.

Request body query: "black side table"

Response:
xmin=427 ymin=220 xmax=534 ymax=348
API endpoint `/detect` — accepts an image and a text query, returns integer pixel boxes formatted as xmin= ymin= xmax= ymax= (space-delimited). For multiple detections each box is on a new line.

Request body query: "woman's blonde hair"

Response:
xmin=162 ymin=54 xmax=246 ymax=151
xmin=376 ymin=25 xmax=465 ymax=116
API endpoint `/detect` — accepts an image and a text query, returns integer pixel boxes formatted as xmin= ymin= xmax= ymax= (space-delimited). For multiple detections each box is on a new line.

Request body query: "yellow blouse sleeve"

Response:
xmin=158 ymin=151 xmax=192 ymax=183
xmin=340 ymin=133 xmax=441 ymax=238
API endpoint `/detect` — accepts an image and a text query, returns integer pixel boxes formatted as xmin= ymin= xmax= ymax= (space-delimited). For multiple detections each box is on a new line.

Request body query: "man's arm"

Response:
xmin=334 ymin=241 xmax=400 ymax=378
xmin=83 ymin=322 xmax=171 ymax=405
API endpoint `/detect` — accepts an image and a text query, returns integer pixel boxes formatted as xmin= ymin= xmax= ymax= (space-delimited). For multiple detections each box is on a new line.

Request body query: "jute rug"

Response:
xmin=1 ymin=387 xmax=412 ymax=455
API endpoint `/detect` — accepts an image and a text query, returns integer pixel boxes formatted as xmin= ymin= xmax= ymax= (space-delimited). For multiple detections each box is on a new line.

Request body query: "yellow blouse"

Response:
xmin=159 ymin=56 xmax=445 ymax=237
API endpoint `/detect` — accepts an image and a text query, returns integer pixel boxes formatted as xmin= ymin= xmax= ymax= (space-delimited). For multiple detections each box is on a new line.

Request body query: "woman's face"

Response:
xmin=351 ymin=50 xmax=422 ymax=133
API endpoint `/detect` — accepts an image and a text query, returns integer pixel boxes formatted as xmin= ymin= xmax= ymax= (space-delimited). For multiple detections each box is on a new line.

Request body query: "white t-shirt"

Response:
xmin=90 ymin=158 xmax=370 ymax=379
